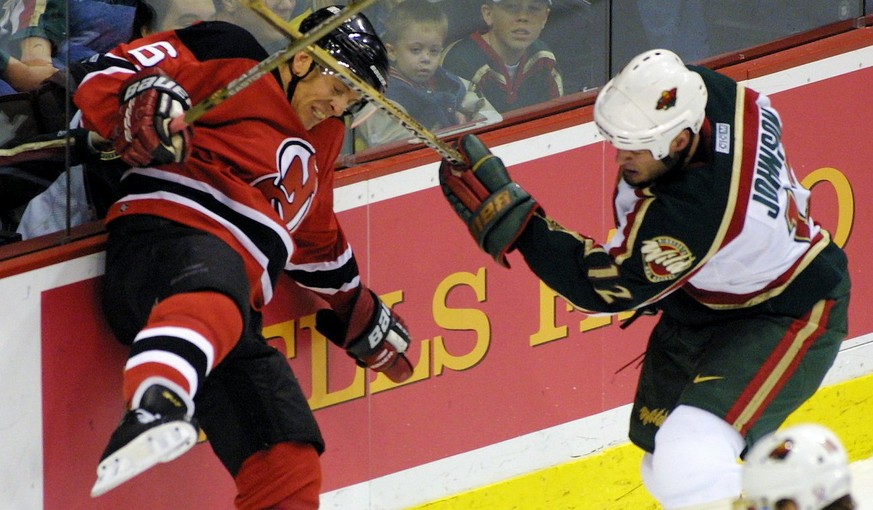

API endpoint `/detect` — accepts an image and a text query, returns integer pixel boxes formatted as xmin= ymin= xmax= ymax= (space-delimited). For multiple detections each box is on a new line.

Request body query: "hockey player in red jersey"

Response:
xmin=74 ymin=7 xmax=411 ymax=508
xmin=439 ymin=49 xmax=850 ymax=509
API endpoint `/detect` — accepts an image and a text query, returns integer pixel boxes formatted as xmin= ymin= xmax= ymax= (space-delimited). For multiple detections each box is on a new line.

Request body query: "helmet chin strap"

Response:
xmin=286 ymin=62 xmax=317 ymax=103
xmin=658 ymin=130 xmax=696 ymax=172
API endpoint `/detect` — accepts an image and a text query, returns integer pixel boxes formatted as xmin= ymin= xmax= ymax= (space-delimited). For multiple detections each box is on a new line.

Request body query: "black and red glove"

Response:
xmin=439 ymin=134 xmax=542 ymax=267
xmin=315 ymin=289 xmax=414 ymax=383
xmin=112 ymin=67 xmax=192 ymax=167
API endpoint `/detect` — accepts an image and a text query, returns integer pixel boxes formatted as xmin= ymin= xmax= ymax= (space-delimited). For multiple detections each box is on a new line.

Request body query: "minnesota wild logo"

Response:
xmin=640 ymin=236 xmax=694 ymax=282
xmin=656 ymin=87 xmax=678 ymax=110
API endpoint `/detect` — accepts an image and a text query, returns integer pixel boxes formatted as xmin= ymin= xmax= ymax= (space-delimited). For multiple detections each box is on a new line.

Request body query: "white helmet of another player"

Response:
xmin=741 ymin=424 xmax=851 ymax=510
xmin=594 ymin=49 xmax=708 ymax=160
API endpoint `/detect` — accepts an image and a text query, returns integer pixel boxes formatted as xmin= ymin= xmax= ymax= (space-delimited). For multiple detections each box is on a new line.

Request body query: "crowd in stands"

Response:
xmin=1 ymin=0 xmax=157 ymax=243
xmin=0 ymin=0 xmax=575 ymax=246
xmin=0 ymin=0 xmax=862 ymax=246
xmin=352 ymin=0 xmax=501 ymax=148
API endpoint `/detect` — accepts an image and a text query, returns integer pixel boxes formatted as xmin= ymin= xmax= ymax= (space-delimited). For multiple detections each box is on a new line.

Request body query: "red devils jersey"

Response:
xmin=74 ymin=21 xmax=360 ymax=312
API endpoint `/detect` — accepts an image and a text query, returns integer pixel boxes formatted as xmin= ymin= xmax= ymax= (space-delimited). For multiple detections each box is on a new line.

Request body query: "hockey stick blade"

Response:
xmin=168 ymin=0 xmax=379 ymax=133
xmin=242 ymin=0 xmax=465 ymax=165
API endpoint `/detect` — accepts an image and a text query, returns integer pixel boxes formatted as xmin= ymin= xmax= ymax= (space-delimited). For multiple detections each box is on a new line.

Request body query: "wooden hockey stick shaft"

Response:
xmin=241 ymin=0 xmax=465 ymax=164
xmin=169 ymin=0 xmax=379 ymax=133
xmin=1 ymin=0 xmax=380 ymax=162
xmin=0 ymin=136 xmax=72 ymax=157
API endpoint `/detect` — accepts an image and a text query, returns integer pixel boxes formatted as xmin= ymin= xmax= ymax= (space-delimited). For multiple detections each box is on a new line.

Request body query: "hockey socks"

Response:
xmin=234 ymin=442 xmax=322 ymax=510
xmin=122 ymin=291 xmax=243 ymax=405
xmin=92 ymin=291 xmax=243 ymax=497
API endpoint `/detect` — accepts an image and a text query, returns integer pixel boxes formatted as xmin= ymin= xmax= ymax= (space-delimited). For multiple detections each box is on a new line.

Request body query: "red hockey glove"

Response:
xmin=315 ymin=290 xmax=414 ymax=383
xmin=112 ymin=67 xmax=192 ymax=167
xmin=439 ymin=134 xmax=542 ymax=267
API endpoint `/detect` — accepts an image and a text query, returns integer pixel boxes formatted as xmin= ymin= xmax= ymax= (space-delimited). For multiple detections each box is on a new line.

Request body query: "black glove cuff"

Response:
xmin=314 ymin=309 xmax=347 ymax=348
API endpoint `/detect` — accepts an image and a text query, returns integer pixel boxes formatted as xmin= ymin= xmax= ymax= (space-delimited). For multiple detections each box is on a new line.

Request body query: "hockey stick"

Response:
xmin=0 ymin=131 xmax=120 ymax=167
xmin=0 ymin=1 xmax=378 ymax=164
xmin=0 ymin=136 xmax=73 ymax=158
xmin=169 ymin=0 xmax=378 ymax=133
xmin=241 ymin=0 xmax=465 ymax=164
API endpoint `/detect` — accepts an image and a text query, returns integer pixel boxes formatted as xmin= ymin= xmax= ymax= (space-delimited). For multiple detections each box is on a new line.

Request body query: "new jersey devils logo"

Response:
xmin=251 ymin=138 xmax=318 ymax=232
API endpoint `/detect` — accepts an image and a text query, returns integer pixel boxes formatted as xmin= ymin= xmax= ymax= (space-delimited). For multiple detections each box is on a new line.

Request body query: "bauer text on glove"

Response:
xmin=315 ymin=290 xmax=414 ymax=383
xmin=438 ymin=133 xmax=542 ymax=267
xmin=112 ymin=67 xmax=193 ymax=167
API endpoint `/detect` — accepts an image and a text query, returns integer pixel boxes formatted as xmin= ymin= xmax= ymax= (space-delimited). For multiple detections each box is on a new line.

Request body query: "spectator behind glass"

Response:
xmin=1 ymin=0 xmax=159 ymax=95
xmin=738 ymin=424 xmax=856 ymax=510
xmin=441 ymin=0 xmax=562 ymax=114
xmin=62 ymin=0 xmax=152 ymax=64
xmin=211 ymin=0 xmax=296 ymax=52
xmin=0 ymin=0 xmax=61 ymax=94
xmin=354 ymin=0 xmax=499 ymax=148
xmin=12 ymin=1 xmax=161 ymax=241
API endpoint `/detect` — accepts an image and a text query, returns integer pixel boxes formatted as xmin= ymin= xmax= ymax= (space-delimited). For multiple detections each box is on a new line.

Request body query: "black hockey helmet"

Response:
xmin=300 ymin=6 xmax=389 ymax=95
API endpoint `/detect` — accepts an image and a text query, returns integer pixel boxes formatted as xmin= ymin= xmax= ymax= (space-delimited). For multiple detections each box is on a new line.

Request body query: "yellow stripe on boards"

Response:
xmin=411 ymin=373 xmax=873 ymax=510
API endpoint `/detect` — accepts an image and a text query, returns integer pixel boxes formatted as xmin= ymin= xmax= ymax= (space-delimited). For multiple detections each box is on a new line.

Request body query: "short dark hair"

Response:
xmin=132 ymin=1 xmax=156 ymax=39
xmin=824 ymin=495 xmax=857 ymax=510
xmin=382 ymin=0 xmax=449 ymax=45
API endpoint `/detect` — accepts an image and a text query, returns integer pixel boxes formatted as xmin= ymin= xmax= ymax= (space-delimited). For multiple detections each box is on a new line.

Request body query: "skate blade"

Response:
xmin=90 ymin=421 xmax=198 ymax=497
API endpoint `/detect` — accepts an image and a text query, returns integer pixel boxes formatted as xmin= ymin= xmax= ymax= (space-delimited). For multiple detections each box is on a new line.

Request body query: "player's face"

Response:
xmin=388 ymin=23 xmax=445 ymax=84
xmin=290 ymin=61 xmax=363 ymax=130
xmin=614 ymin=130 xmax=693 ymax=187
xmin=614 ymin=148 xmax=669 ymax=187
xmin=482 ymin=0 xmax=549 ymax=55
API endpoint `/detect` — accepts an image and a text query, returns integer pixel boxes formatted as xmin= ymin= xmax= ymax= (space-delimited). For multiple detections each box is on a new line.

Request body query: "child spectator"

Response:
xmin=354 ymin=0 xmax=499 ymax=148
xmin=441 ymin=0 xmax=562 ymax=114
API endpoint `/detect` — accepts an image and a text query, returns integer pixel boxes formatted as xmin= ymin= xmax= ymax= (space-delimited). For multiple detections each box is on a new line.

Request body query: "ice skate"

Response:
xmin=91 ymin=384 xmax=198 ymax=497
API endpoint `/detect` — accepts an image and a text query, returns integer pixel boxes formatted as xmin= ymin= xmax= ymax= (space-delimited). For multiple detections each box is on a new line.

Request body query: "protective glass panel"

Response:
xmin=0 ymin=0 xmax=868 ymax=257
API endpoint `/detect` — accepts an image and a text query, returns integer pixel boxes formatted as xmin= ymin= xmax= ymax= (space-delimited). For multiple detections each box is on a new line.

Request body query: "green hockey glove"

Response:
xmin=438 ymin=134 xmax=541 ymax=267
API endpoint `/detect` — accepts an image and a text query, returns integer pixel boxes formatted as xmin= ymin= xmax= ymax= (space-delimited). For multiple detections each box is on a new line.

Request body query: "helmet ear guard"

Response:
xmin=594 ymin=49 xmax=707 ymax=160
xmin=740 ymin=424 xmax=852 ymax=510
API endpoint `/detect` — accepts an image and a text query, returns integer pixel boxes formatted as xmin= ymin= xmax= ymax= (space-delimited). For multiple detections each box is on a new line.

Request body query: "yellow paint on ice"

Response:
xmin=412 ymin=373 xmax=873 ymax=510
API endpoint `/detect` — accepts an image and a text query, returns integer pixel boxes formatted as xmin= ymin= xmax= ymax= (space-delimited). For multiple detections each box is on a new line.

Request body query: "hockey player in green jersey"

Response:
xmin=439 ymin=49 xmax=850 ymax=510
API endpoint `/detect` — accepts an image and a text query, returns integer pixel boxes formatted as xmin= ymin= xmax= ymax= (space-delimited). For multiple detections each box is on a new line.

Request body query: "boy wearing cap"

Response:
xmin=441 ymin=0 xmax=562 ymax=113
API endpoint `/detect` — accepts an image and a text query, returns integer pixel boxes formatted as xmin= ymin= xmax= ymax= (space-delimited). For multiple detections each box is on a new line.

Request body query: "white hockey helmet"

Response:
xmin=740 ymin=424 xmax=852 ymax=510
xmin=594 ymin=49 xmax=708 ymax=160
